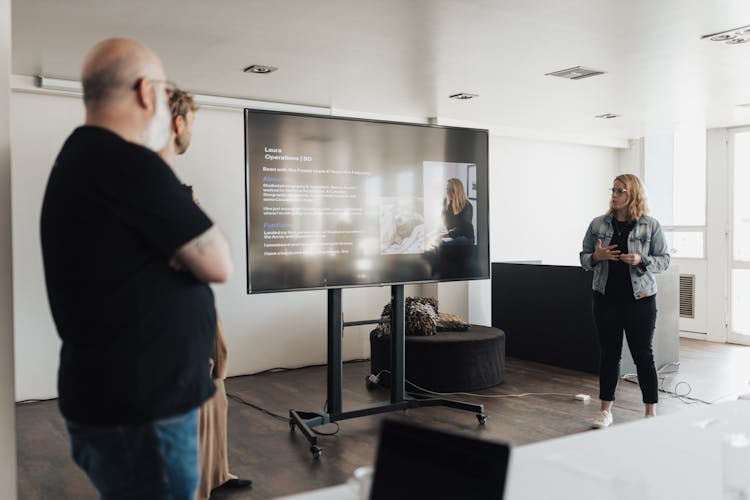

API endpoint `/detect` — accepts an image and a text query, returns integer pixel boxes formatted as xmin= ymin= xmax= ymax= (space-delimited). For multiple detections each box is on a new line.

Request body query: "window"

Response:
xmin=733 ymin=131 xmax=750 ymax=262
xmin=730 ymin=130 xmax=750 ymax=337
xmin=645 ymin=130 xmax=707 ymax=258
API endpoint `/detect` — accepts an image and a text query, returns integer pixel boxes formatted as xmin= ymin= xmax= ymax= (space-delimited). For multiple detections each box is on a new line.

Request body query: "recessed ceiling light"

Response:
xmin=595 ymin=113 xmax=620 ymax=119
xmin=545 ymin=66 xmax=606 ymax=80
xmin=449 ymin=92 xmax=478 ymax=100
xmin=243 ymin=64 xmax=278 ymax=74
xmin=710 ymin=34 xmax=736 ymax=42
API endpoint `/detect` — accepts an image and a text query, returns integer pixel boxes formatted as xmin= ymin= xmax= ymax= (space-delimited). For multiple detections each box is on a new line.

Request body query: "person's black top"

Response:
xmin=603 ymin=218 xmax=636 ymax=302
xmin=442 ymin=200 xmax=475 ymax=241
xmin=41 ymin=126 xmax=216 ymax=425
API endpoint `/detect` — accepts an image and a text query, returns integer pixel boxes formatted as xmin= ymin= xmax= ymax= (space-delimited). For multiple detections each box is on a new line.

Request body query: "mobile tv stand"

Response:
xmin=289 ymin=284 xmax=487 ymax=459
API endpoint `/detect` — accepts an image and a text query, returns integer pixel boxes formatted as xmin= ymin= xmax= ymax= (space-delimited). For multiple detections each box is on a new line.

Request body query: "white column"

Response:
xmin=618 ymin=138 xmax=645 ymax=177
xmin=705 ymin=128 xmax=729 ymax=342
xmin=413 ymin=281 xmax=471 ymax=324
xmin=437 ymin=281 xmax=469 ymax=322
xmin=0 ymin=0 xmax=18 ymax=496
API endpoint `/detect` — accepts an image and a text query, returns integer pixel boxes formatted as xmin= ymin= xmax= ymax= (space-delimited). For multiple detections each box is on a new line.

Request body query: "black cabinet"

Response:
xmin=491 ymin=262 xmax=679 ymax=375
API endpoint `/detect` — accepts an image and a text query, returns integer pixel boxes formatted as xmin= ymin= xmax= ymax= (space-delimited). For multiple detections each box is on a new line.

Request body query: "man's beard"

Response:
xmin=144 ymin=87 xmax=172 ymax=152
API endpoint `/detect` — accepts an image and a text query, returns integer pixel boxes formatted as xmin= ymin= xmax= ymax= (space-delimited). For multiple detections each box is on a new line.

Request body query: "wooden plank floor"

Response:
xmin=16 ymin=338 xmax=750 ymax=499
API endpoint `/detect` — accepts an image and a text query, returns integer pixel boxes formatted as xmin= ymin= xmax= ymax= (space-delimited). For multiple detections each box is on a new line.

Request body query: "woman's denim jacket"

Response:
xmin=580 ymin=214 xmax=670 ymax=300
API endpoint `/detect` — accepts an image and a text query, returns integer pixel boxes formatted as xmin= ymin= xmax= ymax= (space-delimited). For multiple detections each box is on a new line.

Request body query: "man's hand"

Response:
xmin=593 ymin=239 xmax=621 ymax=262
xmin=619 ymin=253 xmax=643 ymax=266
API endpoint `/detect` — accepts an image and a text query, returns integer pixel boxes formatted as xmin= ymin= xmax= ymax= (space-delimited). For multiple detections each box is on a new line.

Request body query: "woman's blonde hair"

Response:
xmin=447 ymin=178 xmax=469 ymax=214
xmin=607 ymin=173 xmax=648 ymax=221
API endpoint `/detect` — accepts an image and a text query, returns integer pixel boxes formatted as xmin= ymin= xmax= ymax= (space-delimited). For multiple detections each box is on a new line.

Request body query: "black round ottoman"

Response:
xmin=369 ymin=325 xmax=505 ymax=392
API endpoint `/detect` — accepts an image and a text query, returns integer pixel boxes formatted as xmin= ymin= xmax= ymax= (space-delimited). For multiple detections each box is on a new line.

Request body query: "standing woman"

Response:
xmin=580 ymin=174 xmax=670 ymax=428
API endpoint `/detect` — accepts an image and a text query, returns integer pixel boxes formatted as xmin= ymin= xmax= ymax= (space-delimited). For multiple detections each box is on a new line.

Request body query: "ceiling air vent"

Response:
xmin=679 ymin=274 xmax=695 ymax=319
xmin=545 ymin=66 xmax=605 ymax=80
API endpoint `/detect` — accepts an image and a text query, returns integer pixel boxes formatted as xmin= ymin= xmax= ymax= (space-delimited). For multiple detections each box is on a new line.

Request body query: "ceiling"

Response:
xmin=11 ymin=0 xmax=750 ymax=145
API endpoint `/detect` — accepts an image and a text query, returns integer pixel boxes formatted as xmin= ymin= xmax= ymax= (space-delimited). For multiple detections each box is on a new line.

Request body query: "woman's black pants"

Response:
xmin=592 ymin=294 xmax=658 ymax=404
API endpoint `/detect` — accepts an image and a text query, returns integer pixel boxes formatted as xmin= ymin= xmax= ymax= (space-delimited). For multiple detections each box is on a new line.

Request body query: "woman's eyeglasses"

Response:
xmin=610 ymin=188 xmax=627 ymax=196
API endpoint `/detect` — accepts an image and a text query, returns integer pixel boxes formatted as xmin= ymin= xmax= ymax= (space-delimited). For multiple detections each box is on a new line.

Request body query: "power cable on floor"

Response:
xmin=621 ymin=363 xmax=715 ymax=405
xmin=226 ymin=392 xmax=289 ymax=423
xmin=371 ymin=370 xmax=584 ymax=400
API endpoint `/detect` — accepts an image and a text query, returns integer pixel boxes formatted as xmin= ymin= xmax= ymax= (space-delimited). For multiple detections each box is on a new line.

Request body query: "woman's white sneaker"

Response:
xmin=591 ymin=410 xmax=613 ymax=429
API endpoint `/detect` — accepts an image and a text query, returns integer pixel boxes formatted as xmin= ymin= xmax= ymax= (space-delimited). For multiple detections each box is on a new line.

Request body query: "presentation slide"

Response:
xmin=245 ymin=110 xmax=489 ymax=293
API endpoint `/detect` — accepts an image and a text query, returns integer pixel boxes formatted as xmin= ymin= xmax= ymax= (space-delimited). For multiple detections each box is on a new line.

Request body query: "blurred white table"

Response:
xmin=506 ymin=400 xmax=750 ymax=499
xmin=278 ymin=401 xmax=750 ymax=500
xmin=277 ymin=484 xmax=352 ymax=500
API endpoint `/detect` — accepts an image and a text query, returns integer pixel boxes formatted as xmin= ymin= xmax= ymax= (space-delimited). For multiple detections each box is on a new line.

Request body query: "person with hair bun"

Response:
xmin=160 ymin=88 xmax=252 ymax=497
xmin=580 ymin=174 xmax=670 ymax=428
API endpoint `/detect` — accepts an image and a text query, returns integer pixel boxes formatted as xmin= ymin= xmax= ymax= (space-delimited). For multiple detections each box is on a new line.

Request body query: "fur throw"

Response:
xmin=436 ymin=312 xmax=470 ymax=331
xmin=373 ymin=297 xmax=467 ymax=337
xmin=375 ymin=296 xmax=439 ymax=337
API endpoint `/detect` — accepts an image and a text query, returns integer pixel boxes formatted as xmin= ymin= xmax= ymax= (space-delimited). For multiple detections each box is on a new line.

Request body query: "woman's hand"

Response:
xmin=619 ymin=253 xmax=643 ymax=266
xmin=593 ymin=239 xmax=621 ymax=262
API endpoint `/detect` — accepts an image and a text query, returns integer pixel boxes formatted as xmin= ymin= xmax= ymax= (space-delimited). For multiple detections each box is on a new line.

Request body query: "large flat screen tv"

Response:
xmin=244 ymin=109 xmax=489 ymax=293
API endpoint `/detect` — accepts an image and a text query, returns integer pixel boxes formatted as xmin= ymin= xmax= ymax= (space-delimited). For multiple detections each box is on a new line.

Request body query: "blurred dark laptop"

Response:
xmin=369 ymin=419 xmax=510 ymax=500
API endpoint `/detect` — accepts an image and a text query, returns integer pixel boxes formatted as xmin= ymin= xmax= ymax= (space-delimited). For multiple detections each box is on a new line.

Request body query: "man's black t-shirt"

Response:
xmin=41 ymin=126 xmax=216 ymax=425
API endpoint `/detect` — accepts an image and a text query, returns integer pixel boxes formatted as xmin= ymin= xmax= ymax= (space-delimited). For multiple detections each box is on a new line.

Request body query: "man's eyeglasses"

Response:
xmin=132 ymin=78 xmax=177 ymax=97
xmin=610 ymin=188 xmax=627 ymax=196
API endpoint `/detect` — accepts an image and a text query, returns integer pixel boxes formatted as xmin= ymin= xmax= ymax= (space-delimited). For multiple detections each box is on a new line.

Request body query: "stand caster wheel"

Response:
xmin=365 ymin=374 xmax=380 ymax=390
xmin=477 ymin=414 xmax=488 ymax=425
xmin=311 ymin=445 xmax=323 ymax=459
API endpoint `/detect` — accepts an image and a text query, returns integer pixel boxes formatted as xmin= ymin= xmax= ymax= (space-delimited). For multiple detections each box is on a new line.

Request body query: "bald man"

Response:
xmin=40 ymin=38 xmax=232 ymax=500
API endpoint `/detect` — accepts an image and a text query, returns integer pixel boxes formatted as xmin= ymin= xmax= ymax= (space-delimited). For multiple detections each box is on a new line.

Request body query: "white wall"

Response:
xmin=469 ymin=135 xmax=619 ymax=325
xmin=0 ymin=0 xmax=18 ymax=495
xmin=488 ymin=136 xmax=618 ymax=264
xmin=11 ymin=89 xmax=621 ymax=399
xmin=11 ymin=92 xmax=79 ymax=399
xmin=618 ymin=138 xmax=644 ymax=177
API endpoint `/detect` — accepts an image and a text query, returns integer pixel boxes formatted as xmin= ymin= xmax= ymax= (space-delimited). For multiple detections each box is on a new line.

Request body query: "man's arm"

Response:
xmin=173 ymin=224 xmax=233 ymax=283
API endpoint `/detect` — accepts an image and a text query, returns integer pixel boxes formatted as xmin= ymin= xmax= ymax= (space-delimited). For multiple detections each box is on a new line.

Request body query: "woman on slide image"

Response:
xmin=580 ymin=174 xmax=670 ymax=428
xmin=441 ymin=178 xmax=475 ymax=245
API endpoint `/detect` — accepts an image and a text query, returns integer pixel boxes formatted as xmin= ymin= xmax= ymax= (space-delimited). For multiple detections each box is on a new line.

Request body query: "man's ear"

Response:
xmin=173 ymin=114 xmax=184 ymax=135
xmin=133 ymin=78 xmax=155 ymax=110
xmin=133 ymin=78 xmax=147 ymax=108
